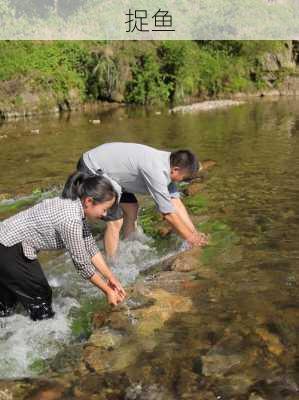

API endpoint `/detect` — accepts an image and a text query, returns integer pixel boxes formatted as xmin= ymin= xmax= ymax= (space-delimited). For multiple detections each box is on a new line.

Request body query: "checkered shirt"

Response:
xmin=0 ymin=197 xmax=99 ymax=279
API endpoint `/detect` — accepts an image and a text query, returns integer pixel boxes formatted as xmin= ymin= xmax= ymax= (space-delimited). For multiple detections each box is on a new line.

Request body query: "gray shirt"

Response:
xmin=0 ymin=197 xmax=98 ymax=280
xmin=83 ymin=143 xmax=180 ymax=214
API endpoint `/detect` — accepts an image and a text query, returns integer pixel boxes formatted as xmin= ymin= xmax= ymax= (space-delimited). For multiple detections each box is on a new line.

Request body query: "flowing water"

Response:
xmin=0 ymin=98 xmax=298 ymax=389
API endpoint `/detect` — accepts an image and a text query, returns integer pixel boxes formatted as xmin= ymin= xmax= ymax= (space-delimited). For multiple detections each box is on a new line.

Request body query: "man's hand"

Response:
xmin=187 ymin=231 xmax=209 ymax=247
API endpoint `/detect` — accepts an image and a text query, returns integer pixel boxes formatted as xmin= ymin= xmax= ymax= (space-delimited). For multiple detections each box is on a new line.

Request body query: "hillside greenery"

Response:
xmin=0 ymin=40 xmax=294 ymax=107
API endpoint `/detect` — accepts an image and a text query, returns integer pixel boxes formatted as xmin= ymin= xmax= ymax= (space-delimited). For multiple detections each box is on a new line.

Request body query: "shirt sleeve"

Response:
xmin=82 ymin=220 xmax=100 ymax=259
xmin=58 ymin=220 xmax=97 ymax=280
xmin=140 ymin=168 xmax=175 ymax=214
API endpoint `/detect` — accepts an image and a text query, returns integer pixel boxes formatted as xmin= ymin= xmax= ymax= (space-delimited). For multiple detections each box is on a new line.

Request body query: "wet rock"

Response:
xmin=184 ymin=182 xmax=206 ymax=196
xmin=27 ymin=385 xmax=65 ymax=400
xmin=201 ymin=160 xmax=217 ymax=171
xmin=202 ymin=353 xmax=244 ymax=377
xmin=125 ymin=383 xmax=143 ymax=399
xmin=175 ymin=368 xmax=203 ymax=398
xmin=169 ymin=247 xmax=202 ymax=272
xmin=134 ymin=289 xmax=193 ymax=337
xmin=141 ymin=270 xmax=192 ymax=293
xmin=82 ymin=288 xmax=193 ymax=375
xmin=73 ymin=371 xmax=129 ymax=399
xmin=92 ymin=310 xmax=108 ymax=329
xmin=157 ymin=224 xmax=173 ymax=237
xmin=125 ymin=384 xmax=170 ymax=400
xmin=83 ymin=340 xmax=138 ymax=374
xmin=87 ymin=327 xmax=123 ymax=350
xmin=249 ymin=394 xmax=267 ymax=400
xmin=256 ymin=327 xmax=285 ymax=356
xmin=0 ymin=193 xmax=10 ymax=201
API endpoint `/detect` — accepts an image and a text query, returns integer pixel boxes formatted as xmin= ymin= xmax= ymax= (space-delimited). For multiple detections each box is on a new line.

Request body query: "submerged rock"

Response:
xmin=169 ymin=248 xmax=202 ymax=272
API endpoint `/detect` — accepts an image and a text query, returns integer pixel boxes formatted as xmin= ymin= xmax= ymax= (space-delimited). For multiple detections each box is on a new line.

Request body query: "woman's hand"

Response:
xmin=106 ymin=288 xmax=124 ymax=306
xmin=108 ymin=276 xmax=126 ymax=299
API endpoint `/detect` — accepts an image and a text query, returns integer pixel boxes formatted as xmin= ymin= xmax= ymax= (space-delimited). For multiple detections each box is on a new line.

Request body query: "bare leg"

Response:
xmin=120 ymin=202 xmax=139 ymax=238
xmin=104 ymin=219 xmax=123 ymax=258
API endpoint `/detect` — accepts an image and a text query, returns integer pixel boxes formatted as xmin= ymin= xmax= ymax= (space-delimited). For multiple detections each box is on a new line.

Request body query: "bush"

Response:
xmin=125 ymin=52 xmax=170 ymax=105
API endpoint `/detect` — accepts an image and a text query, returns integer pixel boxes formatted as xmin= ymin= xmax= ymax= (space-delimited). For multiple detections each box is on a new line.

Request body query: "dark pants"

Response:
xmin=0 ymin=243 xmax=54 ymax=321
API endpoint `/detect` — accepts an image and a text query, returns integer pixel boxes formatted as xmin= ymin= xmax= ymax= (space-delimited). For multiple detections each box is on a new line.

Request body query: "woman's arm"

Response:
xmin=89 ymin=273 xmax=123 ymax=306
xmin=59 ymin=220 xmax=125 ymax=302
xmin=91 ymin=252 xmax=126 ymax=297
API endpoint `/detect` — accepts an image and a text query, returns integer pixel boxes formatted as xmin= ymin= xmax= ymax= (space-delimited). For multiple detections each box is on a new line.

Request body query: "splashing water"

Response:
xmin=0 ymin=227 xmax=183 ymax=378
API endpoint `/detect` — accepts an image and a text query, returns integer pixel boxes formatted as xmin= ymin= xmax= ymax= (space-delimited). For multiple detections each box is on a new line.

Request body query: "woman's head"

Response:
xmin=62 ymin=171 xmax=117 ymax=220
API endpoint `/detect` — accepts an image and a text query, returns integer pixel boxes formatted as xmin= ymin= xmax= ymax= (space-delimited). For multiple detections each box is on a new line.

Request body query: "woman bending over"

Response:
xmin=0 ymin=172 xmax=126 ymax=321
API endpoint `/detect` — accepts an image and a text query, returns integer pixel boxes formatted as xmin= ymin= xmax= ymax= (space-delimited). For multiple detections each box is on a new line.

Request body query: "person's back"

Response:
xmin=83 ymin=142 xmax=171 ymax=195
xmin=0 ymin=197 xmax=83 ymax=254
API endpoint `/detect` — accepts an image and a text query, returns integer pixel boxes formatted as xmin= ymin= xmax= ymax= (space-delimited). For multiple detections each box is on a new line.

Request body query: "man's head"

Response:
xmin=170 ymin=150 xmax=200 ymax=182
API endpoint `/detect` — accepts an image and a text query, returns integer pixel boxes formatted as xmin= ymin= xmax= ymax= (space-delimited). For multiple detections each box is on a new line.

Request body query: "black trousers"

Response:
xmin=0 ymin=243 xmax=55 ymax=321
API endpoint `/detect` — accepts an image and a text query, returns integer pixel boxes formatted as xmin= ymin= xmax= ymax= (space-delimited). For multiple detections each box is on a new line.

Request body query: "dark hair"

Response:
xmin=170 ymin=150 xmax=200 ymax=176
xmin=62 ymin=171 xmax=117 ymax=204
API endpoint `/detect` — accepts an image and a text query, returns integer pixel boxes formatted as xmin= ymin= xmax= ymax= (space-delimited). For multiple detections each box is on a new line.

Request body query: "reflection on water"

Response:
xmin=0 ymin=98 xmax=299 ymax=387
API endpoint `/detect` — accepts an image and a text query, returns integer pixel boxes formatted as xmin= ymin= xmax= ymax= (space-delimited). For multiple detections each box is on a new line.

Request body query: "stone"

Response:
xmin=201 ymin=160 xmax=217 ymax=171
xmin=184 ymin=182 xmax=205 ymax=196
xmin=202 ymin=353 xmax=244 ymax=377
xmin=92 ymin=311 xmax=108 ymax=329
xmin=249 ymin=394 xmax=266 ymax=400
xmin=170 ymin=249 xmax=202 ymax=272
xmin=169 ymin=100 xmax=245 ymax=114
xmin=255 ymin=327 xmax=285 ymax=356
xmin=87 ymin=327 xmax=123 ymax=350
xmin=157 ymin=224 xmax=173 ymax=237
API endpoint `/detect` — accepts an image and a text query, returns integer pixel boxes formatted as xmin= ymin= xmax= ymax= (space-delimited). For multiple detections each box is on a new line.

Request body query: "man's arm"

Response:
xmin=163 ymin=211 xmax=207 ymax=247
xmin=170 ymin=197 xmax=197 ymax=233
xmin=140 ymin=168 xmax=207 ymax=246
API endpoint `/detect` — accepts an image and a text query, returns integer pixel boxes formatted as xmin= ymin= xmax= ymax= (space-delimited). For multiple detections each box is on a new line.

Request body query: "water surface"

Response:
xmin=0 ymin=98 xmax=298 ymax=387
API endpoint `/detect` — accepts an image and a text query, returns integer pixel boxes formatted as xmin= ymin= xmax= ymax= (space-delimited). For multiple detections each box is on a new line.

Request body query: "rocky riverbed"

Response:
xmin=1 ymin=162 xmax=298 ymax=400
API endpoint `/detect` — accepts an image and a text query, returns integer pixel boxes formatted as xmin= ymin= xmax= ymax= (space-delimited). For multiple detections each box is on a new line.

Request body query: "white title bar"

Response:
xmin=0 ymin=0 xmax=298 ymax=39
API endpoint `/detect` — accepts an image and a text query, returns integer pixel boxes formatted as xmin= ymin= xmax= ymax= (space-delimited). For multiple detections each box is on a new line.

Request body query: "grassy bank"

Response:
xmin=0 ymin=40 xmax=296 ymax=115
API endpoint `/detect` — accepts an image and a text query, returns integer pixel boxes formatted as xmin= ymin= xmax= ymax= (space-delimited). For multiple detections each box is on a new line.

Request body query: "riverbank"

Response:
xmin=0 ymin=40 xmax=298 ymax=120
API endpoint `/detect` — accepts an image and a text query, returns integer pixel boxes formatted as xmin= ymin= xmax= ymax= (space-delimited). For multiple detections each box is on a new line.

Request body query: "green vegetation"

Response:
xmin=0 ymin=189 xmax=44 ymax=219
xmin=197 ymin=220 xmax=239 ymax=265
xmin=70 ymin=297 xmax=107 ymax=340
xmin=184 ymin=192 xmax=208 ymax=214
xmin=0 ymin=40 xmax=295 ymax=111
xmin=139 ymin=205 xmax=163 ymax=238
xmin=29 ymin=358 xmax=48 ymax=374
xmin=0 ymin=41 xmax=91 ymax=99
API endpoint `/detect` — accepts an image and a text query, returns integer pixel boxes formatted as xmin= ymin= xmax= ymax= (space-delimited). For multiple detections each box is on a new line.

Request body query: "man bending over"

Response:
xmin=77 ymin=142 xmax=207 ymax=257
